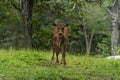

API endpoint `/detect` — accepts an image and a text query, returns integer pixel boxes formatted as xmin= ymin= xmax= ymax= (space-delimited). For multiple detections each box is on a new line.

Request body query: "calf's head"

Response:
xmin=53 ymin=23 xmax=68 ymax=37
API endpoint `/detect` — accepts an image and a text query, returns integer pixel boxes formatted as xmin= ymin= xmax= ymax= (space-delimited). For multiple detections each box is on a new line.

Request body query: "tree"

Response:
xmin=107 ymin=0 xmax=119 ymax=55
xmin=81 ymin=2 xmax=110 ymax=54
xmin=9 ymin=0 xmax=33 ymax=48
xmin=21 ymin=0 xmax=33 ymax=48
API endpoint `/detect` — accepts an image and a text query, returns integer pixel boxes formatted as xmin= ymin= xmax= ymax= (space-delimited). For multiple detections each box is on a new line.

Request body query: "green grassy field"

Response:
xmin=0 ymin=49 xmax=120 ymax=80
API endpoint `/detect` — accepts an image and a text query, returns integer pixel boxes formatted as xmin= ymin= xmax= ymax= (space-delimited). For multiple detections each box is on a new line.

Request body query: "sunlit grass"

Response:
xmin=0 ymin=49 xmax=119 ymax=80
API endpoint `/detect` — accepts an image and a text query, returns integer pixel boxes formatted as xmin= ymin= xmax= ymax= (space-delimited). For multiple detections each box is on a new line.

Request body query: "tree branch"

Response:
xmin=106 ymin=0 xmax=118 ymax=17
xmin=72 ymin=3 xmax=76 ymax=11
xmin=107 ymin=8 xmax=112 ymax=16
xmin=9 ymin=0 xmax=22 ymax=12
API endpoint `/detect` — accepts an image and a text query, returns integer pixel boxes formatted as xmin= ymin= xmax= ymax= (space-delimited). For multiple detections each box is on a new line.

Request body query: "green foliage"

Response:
xmin=32 ymin=24 xmax=53 ymax=50
xmin=0 ymin=1 xmax=24 ymax=49
xmin=0 ymin=49 xmax=120 ymax=80
xmin=116 ymin=47 xmax=120 ymax=55
xmin=81 ymin=2 xmax=111 ymax=32
xmin=102 ymin=0 xmax=113 ymax=8
xmin=97 ymin=35 xmax=111 ymax=56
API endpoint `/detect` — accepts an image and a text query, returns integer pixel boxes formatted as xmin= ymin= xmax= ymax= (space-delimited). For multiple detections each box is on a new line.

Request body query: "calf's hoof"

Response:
xmin=64 ymin=62 xmax=66 ymax=65
xmin=56 ymin=60 xmax=59 ymax=63
xmin=51 ymin=58 xmax=54 ymax=61
xmin=60 ymin=61 xmax=66 ymax=65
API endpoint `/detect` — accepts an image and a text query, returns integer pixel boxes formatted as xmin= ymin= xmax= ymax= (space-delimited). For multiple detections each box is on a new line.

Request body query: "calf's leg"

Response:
xmin=51 ymin=47 xmax=55 ymax=60
xmin=56 ymin=47 xmax=59 ymax=63
xmin=61 ymin=44 xmax=66 ymax=65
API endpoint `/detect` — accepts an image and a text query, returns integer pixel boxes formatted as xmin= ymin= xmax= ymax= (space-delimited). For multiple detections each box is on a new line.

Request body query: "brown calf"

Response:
xmin=51 ymin=23 xmax=68 ymax=65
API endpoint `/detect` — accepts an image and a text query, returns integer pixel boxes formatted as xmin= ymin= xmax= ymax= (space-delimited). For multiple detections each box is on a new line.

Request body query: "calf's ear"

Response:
xmin=53 ymin=23 xmax=57 ymax=26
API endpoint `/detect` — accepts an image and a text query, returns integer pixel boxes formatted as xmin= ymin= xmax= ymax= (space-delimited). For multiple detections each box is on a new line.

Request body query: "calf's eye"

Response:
xmin=62 ymin=28 xmax=64 ymax=31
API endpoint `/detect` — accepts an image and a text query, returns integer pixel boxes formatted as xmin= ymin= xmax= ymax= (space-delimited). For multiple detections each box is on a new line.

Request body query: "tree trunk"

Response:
xmin=21 ymin=0 xmax=33 ymax=48
xmin=84 ymin=29 xmax=94 ymax=55
xmin=88 ymin=30 xmax=94 ymax=54
xmin=84 ymin=29 xmax=89 ymax=54
xmin=111 ymin=0 xmax=119 ymax=55
xmin=83 ymin=19 xmax=94 ymax=55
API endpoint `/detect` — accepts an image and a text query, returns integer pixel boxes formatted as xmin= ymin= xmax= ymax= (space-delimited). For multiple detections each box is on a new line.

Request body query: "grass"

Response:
xmin=0 ymin=49 xmax=120 ymax=80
